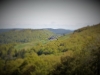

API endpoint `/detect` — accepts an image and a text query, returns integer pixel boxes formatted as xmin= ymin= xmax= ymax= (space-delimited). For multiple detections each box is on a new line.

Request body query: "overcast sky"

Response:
xmin=0 ymin=0 xmax=100 ymax=30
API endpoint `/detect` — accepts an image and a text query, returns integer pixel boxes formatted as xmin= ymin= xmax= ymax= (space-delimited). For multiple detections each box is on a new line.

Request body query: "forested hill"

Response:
xmin=49 ymin=23 xmax=100 ymax=75
xmin=0 ymin=29 xmax=56 ymax=44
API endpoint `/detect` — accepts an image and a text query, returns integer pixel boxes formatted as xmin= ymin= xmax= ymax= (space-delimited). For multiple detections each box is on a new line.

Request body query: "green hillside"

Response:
xmin=49 ymin=24 xmax=100 ymax=75
xmin=0 ymin=24 xmax=100 ymax=75
xmin=0 ymin=29 xmax=56 ymax=44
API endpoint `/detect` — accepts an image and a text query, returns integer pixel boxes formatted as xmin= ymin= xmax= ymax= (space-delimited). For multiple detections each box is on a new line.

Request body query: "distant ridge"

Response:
xmin=0 ymin=28 xmax=23 ymax=34
xmin=0 ymin=28 xmax=73 ymax=34
xmin=0 ymin=29 xmax=12 ymax=33
xmin=46 ymin=28 xmax=73 ymax=34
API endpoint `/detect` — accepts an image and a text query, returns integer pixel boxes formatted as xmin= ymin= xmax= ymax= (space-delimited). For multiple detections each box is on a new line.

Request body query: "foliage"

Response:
xmin=0 ymin=29 xmax=55 ymax=44
xmin=0 ymin=24 xmax=100 ymax=75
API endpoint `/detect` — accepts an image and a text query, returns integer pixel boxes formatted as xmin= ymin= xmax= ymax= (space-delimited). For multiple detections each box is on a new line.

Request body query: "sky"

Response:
xmin=0 ymin=0 xmax=100 ymax=30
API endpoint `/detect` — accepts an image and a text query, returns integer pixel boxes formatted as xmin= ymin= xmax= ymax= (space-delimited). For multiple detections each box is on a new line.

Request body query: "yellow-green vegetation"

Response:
xmin=49 ymin=24 xmax=100 ymax=75
xmin=0 ymin=24 xmax=100 ymax=75
xmin=0 ymin=29 xmax=56 ymax=44
xmin=14 ymin=39 xmax=50 ymax=50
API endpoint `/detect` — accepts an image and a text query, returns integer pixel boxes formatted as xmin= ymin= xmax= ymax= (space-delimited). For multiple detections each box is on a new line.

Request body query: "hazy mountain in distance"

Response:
xmin=46 ymin=28 xmax=73 ymax=34
xmin=0 ymin=28 xmax=73 ymax=34
xmin=0 ymin=29 xmax=12 ymax=33
xmin=0 ymin=28 xmax=23 ymax=34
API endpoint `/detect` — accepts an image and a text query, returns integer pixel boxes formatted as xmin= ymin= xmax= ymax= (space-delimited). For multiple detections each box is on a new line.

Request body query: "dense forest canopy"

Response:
xmin=0 ymin=24 xmax=100 ymax=75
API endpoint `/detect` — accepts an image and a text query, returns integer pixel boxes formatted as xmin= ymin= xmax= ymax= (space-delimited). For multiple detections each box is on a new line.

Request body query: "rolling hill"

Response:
xmin=0 ymin=29 xmax=56 ymax=44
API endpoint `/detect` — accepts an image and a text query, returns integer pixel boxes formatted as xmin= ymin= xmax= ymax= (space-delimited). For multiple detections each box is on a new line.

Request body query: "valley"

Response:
xmin=0 ymin=24 xmax=100 ymax=75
